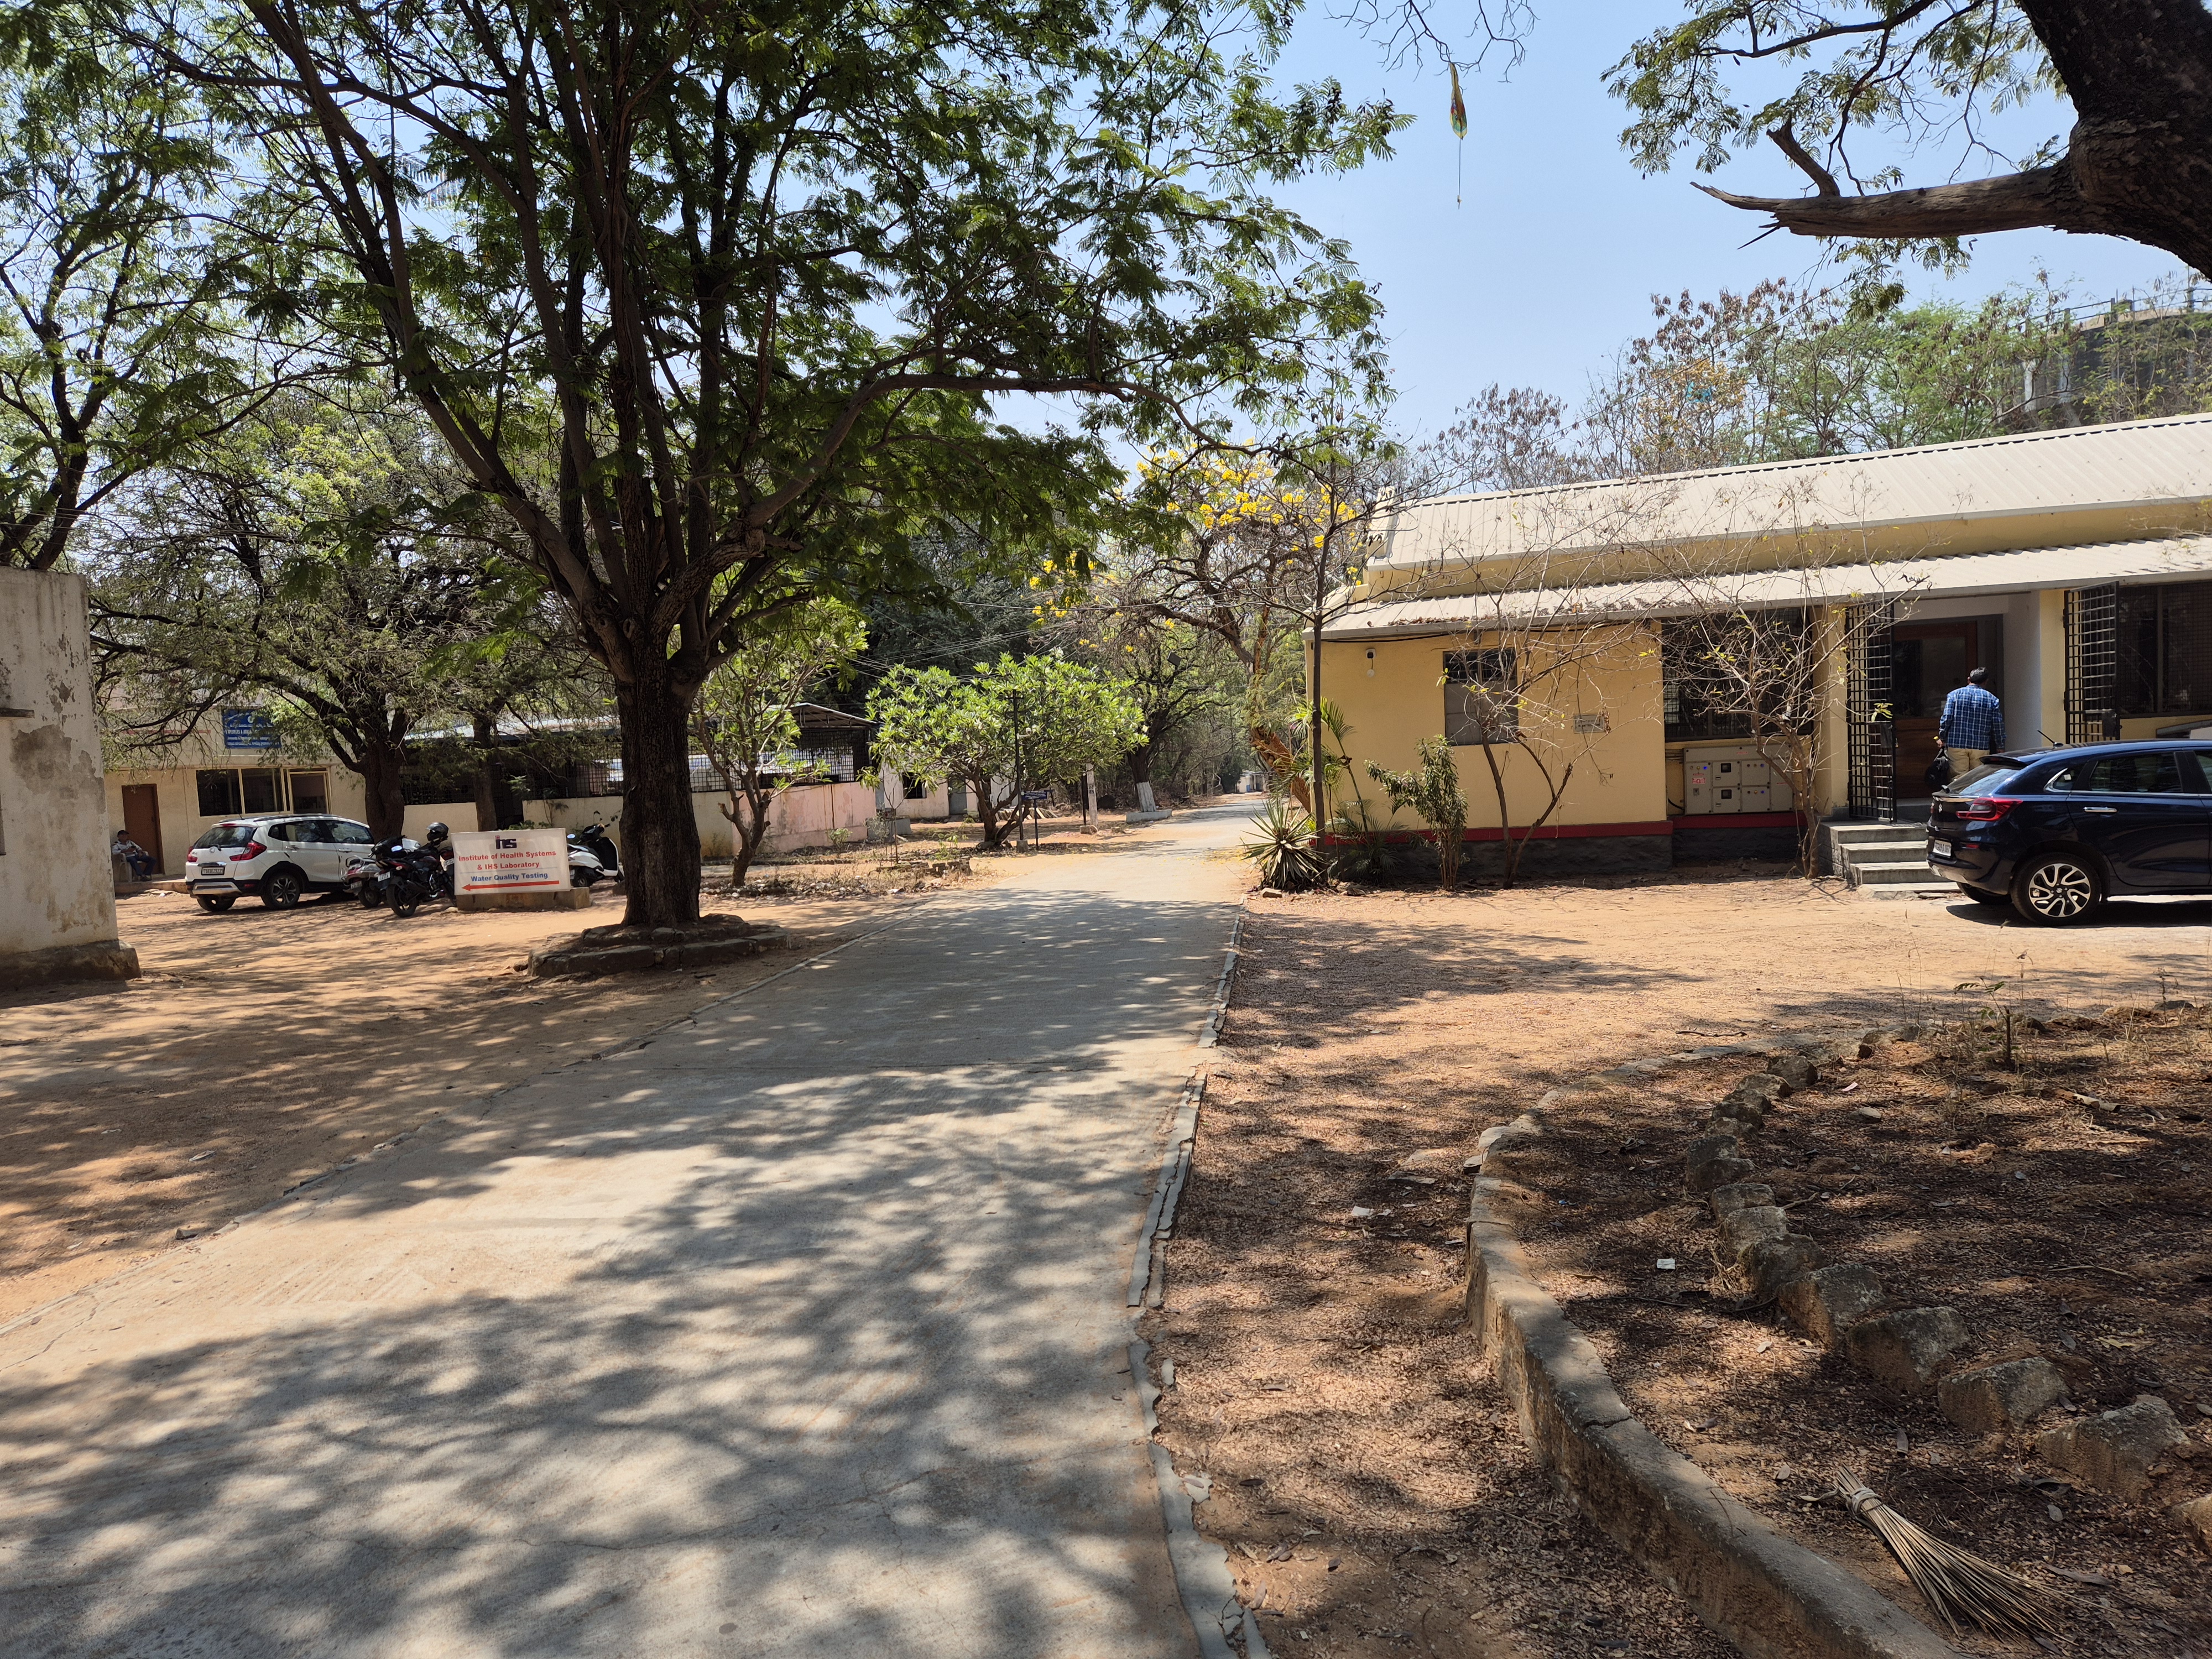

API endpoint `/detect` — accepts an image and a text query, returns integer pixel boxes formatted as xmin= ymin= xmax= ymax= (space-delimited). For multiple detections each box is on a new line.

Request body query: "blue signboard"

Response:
xmin=222 ymin=708 xmax=279 ymax=750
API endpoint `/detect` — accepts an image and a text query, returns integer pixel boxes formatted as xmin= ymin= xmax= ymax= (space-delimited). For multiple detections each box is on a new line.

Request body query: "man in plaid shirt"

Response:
xmin=1939 ymin=666 xmax=2005 ymax=773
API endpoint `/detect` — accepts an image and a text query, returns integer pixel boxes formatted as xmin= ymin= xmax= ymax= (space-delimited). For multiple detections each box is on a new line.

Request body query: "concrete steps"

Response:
xmin=1826 ymin=821 xmax=1959 ymax=901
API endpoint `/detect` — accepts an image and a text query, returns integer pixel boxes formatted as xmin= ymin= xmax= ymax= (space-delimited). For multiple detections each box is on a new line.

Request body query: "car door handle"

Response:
xmin=2084 ymin=806 xmax=2118 ymax=813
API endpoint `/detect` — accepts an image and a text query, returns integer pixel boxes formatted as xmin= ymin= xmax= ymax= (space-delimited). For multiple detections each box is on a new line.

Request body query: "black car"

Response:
xmin=1928 ymin=740 xmax=2212 ymax=924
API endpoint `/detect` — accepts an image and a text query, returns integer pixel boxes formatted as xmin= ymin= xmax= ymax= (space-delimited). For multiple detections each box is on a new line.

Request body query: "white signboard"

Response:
xmin=452 ymin=828 xmax=568 ymax=894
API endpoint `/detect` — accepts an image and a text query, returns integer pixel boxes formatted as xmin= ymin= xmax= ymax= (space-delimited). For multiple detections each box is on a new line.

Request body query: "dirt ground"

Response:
xmin=1511 ymin=1027 xmax=2210 ymax=1656
xmin=1149 ymin=868 xmax=2212 ymax=1658
xmin=0 ymin=808 xmax=1189 ymax=1328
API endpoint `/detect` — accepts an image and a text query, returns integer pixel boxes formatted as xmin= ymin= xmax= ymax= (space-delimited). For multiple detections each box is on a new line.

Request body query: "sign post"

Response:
xmin=450 ymin=828 xmax=587 ymax=911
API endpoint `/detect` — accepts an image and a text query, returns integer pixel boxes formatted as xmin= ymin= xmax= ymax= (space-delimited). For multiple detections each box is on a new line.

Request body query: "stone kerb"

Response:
xmin=1462 ymin=1037 xmax=1967 ymax=1659
xmin=526 ymin=917 xmax=791 ymax=978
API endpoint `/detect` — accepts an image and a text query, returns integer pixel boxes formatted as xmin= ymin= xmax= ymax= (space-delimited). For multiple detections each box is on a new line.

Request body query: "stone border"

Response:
xmin=1130 ymin=904 xmax=1274 ymax=1659
xmin=1466 ymin=1035 xmax=1968 ymax=1659
xmin=525 ymin=919 xmax=790 ymax=977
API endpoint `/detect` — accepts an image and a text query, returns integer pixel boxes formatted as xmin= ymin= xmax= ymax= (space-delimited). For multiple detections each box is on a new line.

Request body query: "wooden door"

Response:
xmin=1892 ymin=621 xmax=1978 ymax=797
xmin=121 ymin=784 xmax=164 ymax=875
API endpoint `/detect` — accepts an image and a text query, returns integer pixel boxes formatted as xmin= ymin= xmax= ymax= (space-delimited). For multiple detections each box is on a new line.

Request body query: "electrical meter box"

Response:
xmin=1682 ymin=745 xmax=1794 ymax=815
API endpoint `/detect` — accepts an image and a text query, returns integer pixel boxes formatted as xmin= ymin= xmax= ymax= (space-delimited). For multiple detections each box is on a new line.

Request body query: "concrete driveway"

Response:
xmin=0 ymin=803 xmax=1258 ymax=1658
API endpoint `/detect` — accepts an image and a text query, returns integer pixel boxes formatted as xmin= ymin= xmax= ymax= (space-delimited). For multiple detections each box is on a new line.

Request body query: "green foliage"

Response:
xmin=1326 ymin=798 xmax=1402 ymax=884
xmin=1425 ymin=278 xmax=2206 ymax=491
xmin=1366 ymin=736 xmax=1468 ymax=890
xmin=139 ymin=0 xmax=1403 ymax=920
xmin=0 ymin=27 xmax=300 ymax=569
xmin=87 ymin=394 xmax=572 ymax=835
xmin=696 ymin=598 xmax=868 ymax=885
xmin=1241 ymin=796 xmax=1323 ymax=891
xmin=868 ymin=653 xmax=1145 ymax=847
xmin=1605 ymin=2 xmax=2051 ymax=283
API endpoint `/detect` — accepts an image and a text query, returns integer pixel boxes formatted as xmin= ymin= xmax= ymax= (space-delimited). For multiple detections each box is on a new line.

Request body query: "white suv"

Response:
xmin=187 ymin=815 xmax=377 ymax=912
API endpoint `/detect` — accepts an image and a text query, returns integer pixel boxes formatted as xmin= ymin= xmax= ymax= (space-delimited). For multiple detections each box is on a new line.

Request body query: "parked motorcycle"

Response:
xmin=343 ymin=852 xmax=384 ymax=908
xmin=570 ymin=817 xmax=620 ymax=881
xmin=373 ymin=823 xmax=456 ymax=919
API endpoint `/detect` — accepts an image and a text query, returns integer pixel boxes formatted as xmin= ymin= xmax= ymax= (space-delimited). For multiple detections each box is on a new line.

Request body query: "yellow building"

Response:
xmin=1319 ymin=413 xmax=2212 ymax=874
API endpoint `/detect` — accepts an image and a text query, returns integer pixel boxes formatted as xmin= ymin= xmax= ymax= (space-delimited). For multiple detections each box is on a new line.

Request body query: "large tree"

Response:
xmin=0 ymin=21 xmax=302 ymax=570
xmin=1618 ymin=3 xmax=2212 ymax=278
xmin=129 ymin=0 xmax=1397 ymax=926
xmin=90 ymin=395 xmax=563 ymax=838
xmin=1360 ymin=3 xmax=2212 ymax=281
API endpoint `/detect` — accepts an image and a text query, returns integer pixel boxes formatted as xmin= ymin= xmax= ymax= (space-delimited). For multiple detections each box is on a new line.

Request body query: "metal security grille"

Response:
xmin=2065 ymin=585 xmax=2119 ymax=744
xmin=1845 ymin=601 xmax=1897 ymax=822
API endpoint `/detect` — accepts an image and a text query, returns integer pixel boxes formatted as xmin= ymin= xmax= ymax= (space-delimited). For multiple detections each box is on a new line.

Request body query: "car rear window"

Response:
xmin=191 ymin=822 xmax=258 ymax=850
xmin=1949 ymin=759 xmax=2025 ymax=796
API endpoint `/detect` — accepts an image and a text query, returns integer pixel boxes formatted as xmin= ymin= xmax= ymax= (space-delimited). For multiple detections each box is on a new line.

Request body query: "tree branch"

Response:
xmin=1765 ymin=123 xmax=1839 ymax=199
xmin=1697 ymin=163 xmax=2081 ymax=241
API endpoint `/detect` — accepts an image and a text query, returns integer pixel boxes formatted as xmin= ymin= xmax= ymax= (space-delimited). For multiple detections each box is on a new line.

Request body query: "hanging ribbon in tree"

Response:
xmin=1448 ymin=62 xmax=1468 ymax=206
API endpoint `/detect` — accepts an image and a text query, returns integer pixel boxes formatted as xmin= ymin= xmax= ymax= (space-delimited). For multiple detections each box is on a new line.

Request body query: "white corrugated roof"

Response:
xmin=1369 ymin=414 xmax=2212 ymax=573
xmin=1324 ymin=534 xmax=2212 ymax=640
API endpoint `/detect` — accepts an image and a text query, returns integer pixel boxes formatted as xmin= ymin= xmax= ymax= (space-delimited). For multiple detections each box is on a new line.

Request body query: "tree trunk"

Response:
xmin=724 ymin=783 xmax=773 ymax=888
xmin=617 ymin=670 xmax=704 ymax=927
xmin=1250 ymin=727 xmax=1307 ymax=809
xmin=1702 ymin=1 xmax=2212 ymax=277
xmin=1129 ymin=741 xmax=1154 ymax=785
xmin=471 ymin=713 xmax=499 ymax=832
xmin=354 ymin=740 xmax=408 ymax=842
xmin=970 ymin=770 xmax=1011 ymax=849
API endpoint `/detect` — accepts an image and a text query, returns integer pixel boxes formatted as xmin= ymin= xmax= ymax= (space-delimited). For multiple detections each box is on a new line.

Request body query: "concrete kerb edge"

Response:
xmin=0 ymin=902 xmax=941 ymax=1345
xmin=1197 ymin=906 xmax=1246 ymax=1049
xmin=1131 ymin=900 xmax=1271 ymax=1658
xmin=1469 ymin=1031 xmax=1966 ymax=1659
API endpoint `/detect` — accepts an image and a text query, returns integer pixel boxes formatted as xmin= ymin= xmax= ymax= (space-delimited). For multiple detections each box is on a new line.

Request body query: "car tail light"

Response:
xmin=1957 ymin=797 xmax=2021 ymax=823
xmin=229 ymin=841 xmax=265 ymax=861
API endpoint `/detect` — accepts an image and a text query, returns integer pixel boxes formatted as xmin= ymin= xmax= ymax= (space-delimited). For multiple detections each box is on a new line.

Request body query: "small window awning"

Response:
xmin=1324 ymin=534 xmax=2212 ymax=642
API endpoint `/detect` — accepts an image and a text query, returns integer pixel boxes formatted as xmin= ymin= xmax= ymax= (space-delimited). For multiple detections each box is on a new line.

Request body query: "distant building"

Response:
xmin=1321 ymin=413 xmax=2212 ymax=872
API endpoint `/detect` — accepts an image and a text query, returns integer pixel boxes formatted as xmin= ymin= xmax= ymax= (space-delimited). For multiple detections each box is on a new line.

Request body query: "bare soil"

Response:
xmin=1510 ymin=1020 xmax=2212 ymax=1657
xmin=1148 ymin=869 xmax=2212 ymax=1658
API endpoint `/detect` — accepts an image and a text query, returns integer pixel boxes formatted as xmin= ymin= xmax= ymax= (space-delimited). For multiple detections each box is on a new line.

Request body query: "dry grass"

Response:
xmin=1149 ymin=871 xmax=2212 ymax=1658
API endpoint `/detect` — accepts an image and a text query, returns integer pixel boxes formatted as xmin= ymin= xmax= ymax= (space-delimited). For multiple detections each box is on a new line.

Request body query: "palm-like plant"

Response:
xmin=1241 ymin=798 xmax=1323 ymax=890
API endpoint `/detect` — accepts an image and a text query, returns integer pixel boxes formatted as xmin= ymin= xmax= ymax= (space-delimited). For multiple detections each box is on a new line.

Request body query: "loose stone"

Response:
xmin=2037 ymin=1396 xmax=2189 ymax=1499
xmin=1739 ymin=1234 xmax=1824 ymax=1300
xmin=1842 ymin=1306 xmax=1971 ymax=1393
xmin=1767 ymin=1052 xmax=1819 ymax=1092
xmin=1778 ymin=1264 xmax=1887 ymax=1350
xmin=1686 ymin=1134 xmax=1755 ymax=1194
xmin=1938 ymin=1357 xmax=2069 ymax=1433
xmin=1707 ymin=1181 xmax=1774 ymax=1219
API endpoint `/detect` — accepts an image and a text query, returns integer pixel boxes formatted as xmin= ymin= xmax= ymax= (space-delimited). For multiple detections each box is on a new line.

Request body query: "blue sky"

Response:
xmin=1266 ymin=1 xmax=2187 ymax=442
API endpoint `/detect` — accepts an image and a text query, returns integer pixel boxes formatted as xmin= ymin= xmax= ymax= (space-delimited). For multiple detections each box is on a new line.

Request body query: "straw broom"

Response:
xmin=1834 ymin=1469 xmax=2070 ymax=1639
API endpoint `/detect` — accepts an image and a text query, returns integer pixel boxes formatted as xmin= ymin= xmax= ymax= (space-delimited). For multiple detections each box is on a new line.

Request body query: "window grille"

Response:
xmin=1443 ymin=649 xmax=1517 ymax=744
xmin=1845 ymin=602 xmax=1896 ymax=822
xmin=2065 ymin=585 xmax=2119 ymax=743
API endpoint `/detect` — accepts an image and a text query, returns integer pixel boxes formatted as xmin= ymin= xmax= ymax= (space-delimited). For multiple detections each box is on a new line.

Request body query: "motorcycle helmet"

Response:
xmin=425 ymin=821 xmax=450 ymax=843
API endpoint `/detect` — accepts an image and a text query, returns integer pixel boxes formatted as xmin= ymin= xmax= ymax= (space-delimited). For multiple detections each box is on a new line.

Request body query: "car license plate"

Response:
xmin=200 ymin=863 xmax=222 ymax=874
xmin=1930 ymin=838 xmax=1953 ymax=858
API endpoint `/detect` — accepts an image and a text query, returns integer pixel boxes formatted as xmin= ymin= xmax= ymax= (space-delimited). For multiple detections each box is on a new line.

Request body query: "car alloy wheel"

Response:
xmin=2016 ymin=855 xmax=2098 ymax=924
xmin=260 ymin=868 xmax=305 ymax=909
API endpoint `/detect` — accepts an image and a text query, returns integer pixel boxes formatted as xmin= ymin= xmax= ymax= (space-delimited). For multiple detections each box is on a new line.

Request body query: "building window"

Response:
xmin=1661 ymin=622 xmax=1754 ymax=743
xmin=195 ymin=766 xmax=305 ymax=816
xmin=1662 ymin=612 xmax=1814 ymax=742
xmin=2115 ymin=581 xmax=2212 ymax=715
xmin=1443 ymin=649 xmax=1517 ymax=744
xmin=196 ymin=770 xmax=242 ymax=815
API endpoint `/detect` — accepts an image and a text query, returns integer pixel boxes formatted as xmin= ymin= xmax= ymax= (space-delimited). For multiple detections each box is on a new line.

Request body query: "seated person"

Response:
xmin=112 ymin=830 xmax=155 ymax=880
